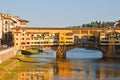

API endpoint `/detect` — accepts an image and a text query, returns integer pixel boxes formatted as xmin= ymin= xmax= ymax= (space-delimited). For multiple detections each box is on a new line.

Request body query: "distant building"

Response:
xmin=0 ymin=13 xmax=28 ymax=46
xmin=114 ymin=20 xmax=120 ymax=28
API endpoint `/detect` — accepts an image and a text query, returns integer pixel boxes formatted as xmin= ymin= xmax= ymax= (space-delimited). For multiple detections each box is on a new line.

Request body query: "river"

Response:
xmin=16 ymin=48 xmax=120 ymax=80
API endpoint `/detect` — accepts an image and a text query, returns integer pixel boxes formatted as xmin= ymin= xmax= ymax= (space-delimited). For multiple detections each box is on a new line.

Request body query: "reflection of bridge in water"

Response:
xmin=17 ymin=58 xmax=120 ymax=80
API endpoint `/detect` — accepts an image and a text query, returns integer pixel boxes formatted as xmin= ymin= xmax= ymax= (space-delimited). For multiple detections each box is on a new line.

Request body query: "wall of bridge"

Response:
xmin=0 ymin=47 xmax=16 ymax=64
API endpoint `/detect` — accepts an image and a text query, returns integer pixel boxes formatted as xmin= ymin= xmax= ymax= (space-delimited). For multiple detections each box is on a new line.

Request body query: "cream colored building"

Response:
xmin=0 ymin=13 xmax=28 ymax=46
xmin=0 ymin=15 xmax=2 ymax=42
xmin=100 ymin=28 xmax=120 ymax=45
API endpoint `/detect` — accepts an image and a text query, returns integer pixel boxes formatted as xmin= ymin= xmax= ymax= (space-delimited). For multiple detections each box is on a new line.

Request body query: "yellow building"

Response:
xmin=12 ymin=27 xmax=103 ymax=50
xmin=12 ymin=27 xmax=120 ymax=51
xmin=12 ymin=27 xmax=74 ymax=50
xmin=100 ymin=28 xmax=120 ymax=45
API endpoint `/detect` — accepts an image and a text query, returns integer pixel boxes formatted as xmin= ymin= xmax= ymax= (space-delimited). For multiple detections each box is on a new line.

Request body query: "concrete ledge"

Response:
xmin=0 ymin=47 xmax=15 ymax=64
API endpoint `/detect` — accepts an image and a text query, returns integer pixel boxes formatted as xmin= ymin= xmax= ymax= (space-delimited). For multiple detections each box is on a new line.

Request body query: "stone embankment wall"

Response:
xmin=0 ymin=47 xmax=16 ymax=64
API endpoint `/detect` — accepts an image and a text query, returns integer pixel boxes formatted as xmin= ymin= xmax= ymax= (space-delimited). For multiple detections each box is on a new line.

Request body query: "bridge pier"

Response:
xmin=102 ymin=45 xmax=116 ymax=57
xmin=106 ymin=45 xmax=116 ymax=57
xmin=56 ymin=45 xmax=67 ymax=59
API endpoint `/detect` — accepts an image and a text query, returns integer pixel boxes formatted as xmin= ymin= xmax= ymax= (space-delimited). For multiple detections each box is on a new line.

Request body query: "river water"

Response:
xmin=17 ymin=48 xmax=120 ymax=80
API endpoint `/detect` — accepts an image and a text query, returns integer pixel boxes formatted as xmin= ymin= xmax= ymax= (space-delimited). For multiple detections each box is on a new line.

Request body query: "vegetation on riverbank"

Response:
xmin=0 ymin=54 xmax=39 ymax=80
xmin=21 ymin=48 xmax=40 ymax=55
xmin=0 ymin=55 xmax=22 ymax=80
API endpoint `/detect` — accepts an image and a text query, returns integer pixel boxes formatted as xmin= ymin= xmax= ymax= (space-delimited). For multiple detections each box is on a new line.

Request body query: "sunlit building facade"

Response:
xmin=0 ymin=13 xmax=28 ymax=46
xmin=12 ymin=27 xmax=75 ymax=50
xmin=12 ymin=27 xmax=107 ymax=51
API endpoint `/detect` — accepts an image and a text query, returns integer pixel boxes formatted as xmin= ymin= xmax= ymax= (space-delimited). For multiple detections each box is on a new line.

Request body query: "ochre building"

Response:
xmin=12 ymin=27 xmax=120 ymax=51
xmin=12 ymin=27 xmax=102 ymax=50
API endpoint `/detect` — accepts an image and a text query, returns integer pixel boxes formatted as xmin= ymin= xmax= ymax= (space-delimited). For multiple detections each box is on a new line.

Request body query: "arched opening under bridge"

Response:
xmin=74 ymin=36 xmax=80 ymax=43
xmin=66 ymin=48 xmax=103 ymax=58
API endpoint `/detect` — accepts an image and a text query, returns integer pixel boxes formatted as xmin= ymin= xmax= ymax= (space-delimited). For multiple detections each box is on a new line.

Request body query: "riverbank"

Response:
xmin=21 ymin=48 xmax=40 ymax=55
xmin=0 ymin=54 xmax=39 ymax=80
xmin=0 ymin=55 xmax=22 ymax=80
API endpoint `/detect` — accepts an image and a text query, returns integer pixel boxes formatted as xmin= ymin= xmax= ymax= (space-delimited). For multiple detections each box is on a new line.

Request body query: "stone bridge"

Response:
xmin=24 ymin=41 xmax=120 ymax=59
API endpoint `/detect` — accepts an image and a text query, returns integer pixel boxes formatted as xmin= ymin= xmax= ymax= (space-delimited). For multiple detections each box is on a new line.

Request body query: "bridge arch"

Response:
xmin=80 ymin=35 xmax=89 ymax=43
xmin=74 ymin=36 xmax=80 ymax=43
xmin=89 ymin=36 xmax=97 ymax=42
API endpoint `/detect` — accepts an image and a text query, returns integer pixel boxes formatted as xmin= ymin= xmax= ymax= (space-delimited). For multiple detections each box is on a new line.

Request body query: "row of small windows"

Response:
xmin=16 ymin=38 xmax=59 ymax=40
xmin=59 ymin=41 xmax=73 ymax=43
xmin=101 ymin=38 xmax=120 ymax=40
xmin=5 ymin=21 xmax=14 ymax=26
xmin=73 ymin=31 xmax=96 ymax=34
xmin=16 ymin=41 xmax=73 ymax=45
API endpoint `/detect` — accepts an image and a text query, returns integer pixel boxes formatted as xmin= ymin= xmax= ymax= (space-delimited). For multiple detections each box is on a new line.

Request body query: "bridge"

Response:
xmin=21 ymin=39 xmax=120 ymax=59
xmin=12 ymin=27 xmax=120 ymax=59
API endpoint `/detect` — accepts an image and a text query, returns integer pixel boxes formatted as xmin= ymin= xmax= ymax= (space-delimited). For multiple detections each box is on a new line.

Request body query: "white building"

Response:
xmin=0 ymin=15 xmax=2 ymax=46
xmin=0 ymin=13 xmax=29 ymax=46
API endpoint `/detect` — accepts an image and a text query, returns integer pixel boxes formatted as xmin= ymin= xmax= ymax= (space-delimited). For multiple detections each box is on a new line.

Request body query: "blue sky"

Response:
xmin=0 ymin=0 xmax=120 ymax=27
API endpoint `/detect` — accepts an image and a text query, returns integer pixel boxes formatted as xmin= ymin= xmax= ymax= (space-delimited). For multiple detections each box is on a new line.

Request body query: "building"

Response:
xmin=114 ymin=20 xmax=120 ymax=28
xmin=100 ymin=28 xmax=120 ymax=45
xmin=0 ymin=13 xmax=28 ymax=46
xmin=12 ymin=27 xmax=105 ymax=51
xmin=0 ymin=15 xmax=2 ymax=45
xmin=12 ymin=27 xmax=74 ymax=50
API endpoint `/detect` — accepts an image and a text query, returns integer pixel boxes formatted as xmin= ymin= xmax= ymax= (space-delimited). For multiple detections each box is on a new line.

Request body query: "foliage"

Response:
xmin=71 ymin=21 xmax=115 ymax=28
xmin=82 ymin=21 xmax=114 ymax=28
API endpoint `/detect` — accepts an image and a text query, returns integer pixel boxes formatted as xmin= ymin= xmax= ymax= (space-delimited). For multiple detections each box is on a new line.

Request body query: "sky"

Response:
xmin=0 ymin=0 xmax=120 ymax=27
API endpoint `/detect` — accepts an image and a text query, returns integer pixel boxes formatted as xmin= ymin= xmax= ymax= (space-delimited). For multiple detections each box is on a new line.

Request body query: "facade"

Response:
xmin=12 ymin=27 xmax=105 ymax=50
xmin=11 ymin=27 xmax=120 ymax=51
xmin=0 ymin=13 xmax=28 ymax=46
xmin=12 ymin=27 xmax=75 ymax=50
xmin=100 ymin=28 xmax=120 ymax=45
xmin=0 ymin=16 xmax=2 ymax=44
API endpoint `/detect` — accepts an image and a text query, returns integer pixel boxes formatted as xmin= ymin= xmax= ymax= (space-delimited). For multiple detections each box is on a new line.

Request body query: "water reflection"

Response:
xmin=17 ymin=58 xmax=120 ymax=80
xmin=17 ymin=67 xmax=54 ymax=80
xmin=16 ymin=48 xmax=120 ymax=80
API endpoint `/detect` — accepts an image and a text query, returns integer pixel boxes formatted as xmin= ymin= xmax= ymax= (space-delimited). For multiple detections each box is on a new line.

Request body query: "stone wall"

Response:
xmin=0 ymin=47 xmax=16 ymax=64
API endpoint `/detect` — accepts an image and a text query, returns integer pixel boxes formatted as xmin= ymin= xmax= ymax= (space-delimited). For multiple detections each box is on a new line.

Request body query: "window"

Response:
xmin=11 ymin=22 xmax=14 ymax=26
xmin=81 ymin=31 xmax=88 ymax=34
xmin=16 ymin=38 xmax=18 ymax=40
xmin=27 ymin=34 xmax=29 ymax=36
xmin=5 ymin=28 xmax=7 ymax=31
xmin=27 ymin=42 xmax=30 ymax=44
xmin=16 ymin=43 xmax=18 ymax=45
xmin=16 ymin=34 xmax=18 ymax=36
xmin=5 ymin=21 xmax=8 ymax=24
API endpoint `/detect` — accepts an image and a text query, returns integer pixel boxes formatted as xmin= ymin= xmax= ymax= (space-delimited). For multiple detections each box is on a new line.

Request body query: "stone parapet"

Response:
xmin=0 ymin=47 xmax=15 ymax=64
